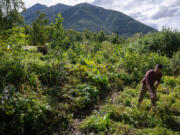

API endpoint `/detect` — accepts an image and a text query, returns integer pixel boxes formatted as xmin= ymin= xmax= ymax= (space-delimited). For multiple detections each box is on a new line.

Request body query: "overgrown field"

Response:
xmin=0 ymin=15 xmax=180 ymax=135
xmin=80 ymin=76 xmax=180 ymax=134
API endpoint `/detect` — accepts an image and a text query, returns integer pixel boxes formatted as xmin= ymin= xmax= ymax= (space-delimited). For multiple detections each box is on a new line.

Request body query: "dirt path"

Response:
xmin=68 ymin=90 xmax=122 ymax=135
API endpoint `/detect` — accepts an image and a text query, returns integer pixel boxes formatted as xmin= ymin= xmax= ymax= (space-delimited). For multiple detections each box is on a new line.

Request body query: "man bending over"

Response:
xmin=138 ymin=64 xmax=163 ymax=109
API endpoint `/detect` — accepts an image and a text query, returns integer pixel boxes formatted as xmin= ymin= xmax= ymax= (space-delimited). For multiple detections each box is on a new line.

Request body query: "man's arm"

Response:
xmin=146 ymin=72 xmax=155 ymax=99
xmin=155 ymin=73 xmax=162 ymax=89
xmin=146 ymin=83 xmax=155 ymax=98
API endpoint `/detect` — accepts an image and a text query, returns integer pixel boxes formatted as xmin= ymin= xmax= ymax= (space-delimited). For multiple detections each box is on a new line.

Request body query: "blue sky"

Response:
xmin=24 ymin=0 xmax=180 ymax=30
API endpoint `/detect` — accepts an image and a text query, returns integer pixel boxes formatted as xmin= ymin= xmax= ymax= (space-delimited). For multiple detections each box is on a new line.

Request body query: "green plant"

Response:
xmin=71 ymin=84 xmax=99 ymax=109
xmin=80 ymin=113 xmax=111 ymax=133
xmin=0 ymin=92 xmax=69 ymax=135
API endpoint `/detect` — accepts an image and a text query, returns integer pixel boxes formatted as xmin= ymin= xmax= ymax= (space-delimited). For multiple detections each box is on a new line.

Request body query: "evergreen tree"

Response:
xmin=51 ymin=14 xmax=70 ymax=50
xmin=31 ymin=11 xmax=49 ymax=45
xmin=97 ymin=31 xmax=106 ymax=42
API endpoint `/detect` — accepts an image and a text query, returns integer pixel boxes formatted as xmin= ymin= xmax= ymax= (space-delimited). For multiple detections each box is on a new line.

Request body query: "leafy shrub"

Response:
xmin=2 ymin=27 xmax=29 ymax=47
xmin=51 ymin=14 xmax=71 ymax=51
xmin=107 ymin=72 xmax=124 ymax=91
xmin=70 ymin=84 xmax=99 ymax=109
xmin=69 ymin=59 xmax=109 ymax=90
xmin=117 ymin=48 xmax=171 ymax=85
xmin=110 ymin=105 xmax=163 ymax=128
xmin=80 ymin=114 xmax=111 ymax=133
xmin=27 ymin=60 xmax=67 ymax=86
xmin=89 ymin=74 xmax=109 ymax=90
xmin=113 ymin=123 xmax=135 ymax=135
xmin=163 ymin=76 xmax=178 ymax=88
xmin=0 ymin=58 xmax=28 ymax=88
xmin=0 ymin=92 xmax=69 ymax=135
xmin=171 ymin=51 xmax=180 ymax=76
xmin=135 ymin=27 xmax=180 ymax=57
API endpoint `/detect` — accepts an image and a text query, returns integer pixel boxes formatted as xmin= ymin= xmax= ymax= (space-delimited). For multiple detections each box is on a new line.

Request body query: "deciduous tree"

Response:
xmin=0 ymin=0 xmax=25 ymax=31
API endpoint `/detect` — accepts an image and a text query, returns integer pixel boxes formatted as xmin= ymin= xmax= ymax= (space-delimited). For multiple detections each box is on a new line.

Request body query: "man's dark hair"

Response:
xmin=156 ymin=64 xmax=163 ymax=69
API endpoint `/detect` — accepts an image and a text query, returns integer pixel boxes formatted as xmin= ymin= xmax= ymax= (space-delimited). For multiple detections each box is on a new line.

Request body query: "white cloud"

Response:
xmin=162 ymin=0 xmax=180 ymax=7
xmin=151 ymin=6 xmax=177 ymax=19
xmin=92 ymin=0 xmax=180 ymax=30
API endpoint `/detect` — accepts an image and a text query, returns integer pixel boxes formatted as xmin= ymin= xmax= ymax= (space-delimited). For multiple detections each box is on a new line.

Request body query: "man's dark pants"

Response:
xmin=138 ymin=83 xmax=157 ymax=106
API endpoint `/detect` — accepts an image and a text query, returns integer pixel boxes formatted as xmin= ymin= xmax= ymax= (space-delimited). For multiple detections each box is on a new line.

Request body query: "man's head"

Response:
xmin=154 ymin=64 xmax=163 ymax=73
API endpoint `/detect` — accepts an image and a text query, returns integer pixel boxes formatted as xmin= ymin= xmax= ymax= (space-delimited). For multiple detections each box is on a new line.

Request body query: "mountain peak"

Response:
xmin=75 ymin=2 xmax=94 ymax=7
xmin=55 ymin=3 xmax=69 ymax=6
xmin=25 ymin=3 xmax=47 ymax=12
xmin=30 ymin=3 xmax=47 ymax=8
xmin=47 ymin=3 xmax=71 ymax=9
xmin=23 ymin=3 xmax=156 ymax=36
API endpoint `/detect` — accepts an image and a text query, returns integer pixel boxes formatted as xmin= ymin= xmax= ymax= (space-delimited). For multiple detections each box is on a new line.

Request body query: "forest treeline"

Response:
xmin=0 ymin=0 xmax=180 ymax=135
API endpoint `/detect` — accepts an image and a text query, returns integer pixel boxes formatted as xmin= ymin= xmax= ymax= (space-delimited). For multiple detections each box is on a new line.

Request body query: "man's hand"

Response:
xmin=155 ymin=82 xmax=160 ymax=89
xmin=150 ymin=92 xmax=156 ymax=99
xmin=147 ymin=84 xmax=155 ymax=97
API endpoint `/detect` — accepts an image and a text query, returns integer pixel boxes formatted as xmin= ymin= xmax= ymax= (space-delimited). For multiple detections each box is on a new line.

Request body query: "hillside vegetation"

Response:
xmin=22 ymin=3 xmax=156 ymax=36
xmin=0 ymin=1 xmax=180 ymax=134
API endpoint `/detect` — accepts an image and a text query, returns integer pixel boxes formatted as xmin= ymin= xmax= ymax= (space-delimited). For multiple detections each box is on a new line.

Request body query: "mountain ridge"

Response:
xmin=22 ymin=3 xmax=157 ymax=36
